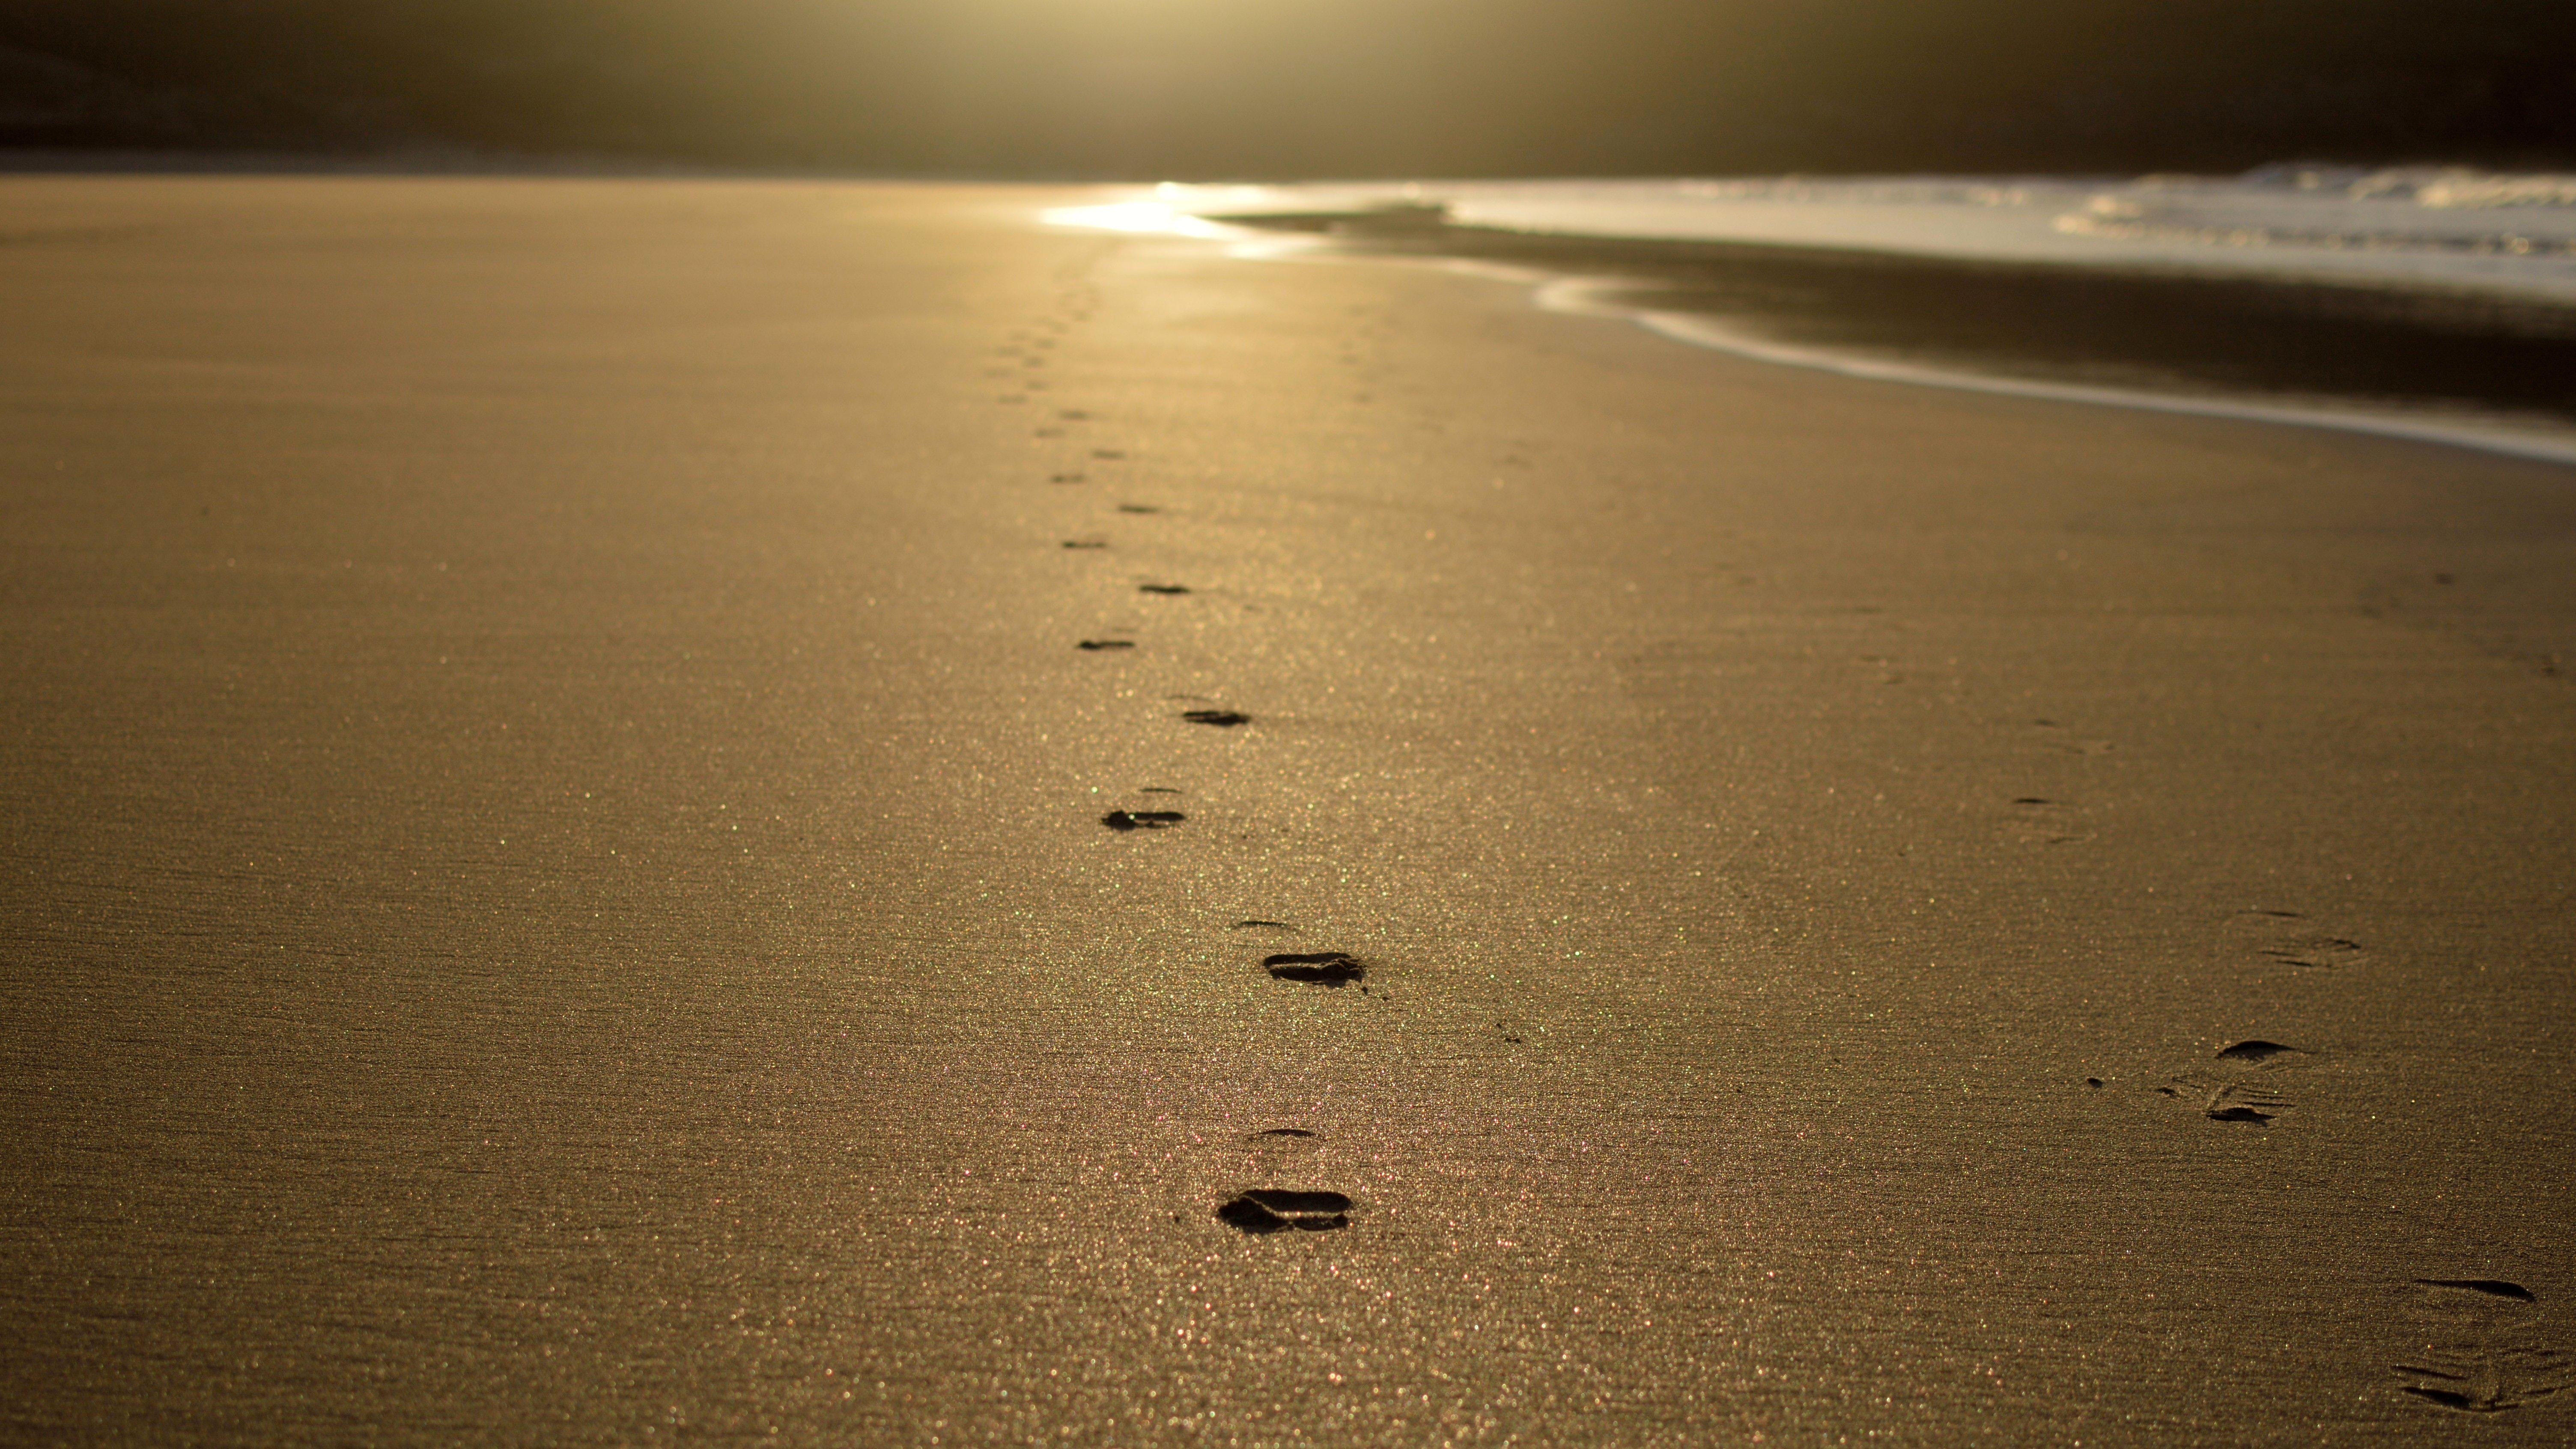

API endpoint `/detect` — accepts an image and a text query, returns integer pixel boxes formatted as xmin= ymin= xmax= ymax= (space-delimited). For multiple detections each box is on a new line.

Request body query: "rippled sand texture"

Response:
xmin=2 ymin=176 xmax=2572 ymax=1443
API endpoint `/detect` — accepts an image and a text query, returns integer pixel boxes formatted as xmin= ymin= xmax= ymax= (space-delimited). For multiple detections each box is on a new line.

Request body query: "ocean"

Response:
xmin=1052 ymin=169 xmax=2576 ymax=465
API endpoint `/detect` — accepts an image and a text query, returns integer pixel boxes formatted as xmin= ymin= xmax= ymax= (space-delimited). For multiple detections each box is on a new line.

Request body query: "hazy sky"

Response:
xmin=2 ymin=0 xmax=2567 ymax=174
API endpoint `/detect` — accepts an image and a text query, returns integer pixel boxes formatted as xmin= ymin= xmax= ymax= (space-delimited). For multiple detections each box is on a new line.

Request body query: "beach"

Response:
xmin=2 ymin=174 xmax=2571 ymax=1441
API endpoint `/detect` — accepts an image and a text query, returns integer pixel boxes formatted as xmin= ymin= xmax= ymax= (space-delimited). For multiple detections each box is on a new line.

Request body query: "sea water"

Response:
xmin=1053 ymin=170 xmax=2576 ymax=466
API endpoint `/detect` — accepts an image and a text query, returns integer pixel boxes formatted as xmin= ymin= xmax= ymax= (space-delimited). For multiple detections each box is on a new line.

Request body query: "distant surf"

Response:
xmin=1048 ymin=170 xmax=2576 ymax=468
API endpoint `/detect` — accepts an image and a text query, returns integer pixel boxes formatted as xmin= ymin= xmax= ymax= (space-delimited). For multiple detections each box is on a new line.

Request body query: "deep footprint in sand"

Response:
xmin=1051 ymin=472 xmax=1086 ymax=484
xmin=2158 ymin=1039 xmax=2311 ymax=1124
xmin=1062 ymin=540 xmax=1108 ymax=550
xmin=2394 ymin=1278 xmax=2573 ymax=1412
xmin=1139 ymin=583 xmax=1190 ymax=596
xmin=1264 ymin=951 xmax=1365 ymax=986
xmin=1101 ymin=810 xmax=1185 ymax=832
xmin=1181 ymin=709 xmax=1250 ymax=727
xmin=1076 ymin=639 xmax=1134 ymax=651
xmin=1117 ymin=504 xmax=1160 ymax=514
xmin=1216 ymin=1189 xmax=1352 ymax=1234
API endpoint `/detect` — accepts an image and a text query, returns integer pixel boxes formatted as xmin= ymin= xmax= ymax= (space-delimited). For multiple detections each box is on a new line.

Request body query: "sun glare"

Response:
xmin=1042 ymin=185 xmax=1265 ymax=237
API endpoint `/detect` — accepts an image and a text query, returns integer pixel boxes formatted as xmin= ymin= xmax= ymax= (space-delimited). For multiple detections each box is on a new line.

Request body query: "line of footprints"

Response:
xmin=2004 ymin=719 xmax=2366 ymax=1129
xmin=2014 ymin=722 xmax=2566 ymax=1415
xmin=1002 ymin=291 xmax=1359 ymax=1237
xmin=1010 ymin=310 xmax=2563 ymax=1396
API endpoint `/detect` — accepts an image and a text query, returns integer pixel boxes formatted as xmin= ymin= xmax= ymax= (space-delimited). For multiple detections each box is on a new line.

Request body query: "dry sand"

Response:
xmin=2 ymin=176 xmax=2572 ymax=1442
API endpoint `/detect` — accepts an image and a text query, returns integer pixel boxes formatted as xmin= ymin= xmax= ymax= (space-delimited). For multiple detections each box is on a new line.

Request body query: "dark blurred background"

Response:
xmin=2 ymin=0 xmax=2568 ymax=177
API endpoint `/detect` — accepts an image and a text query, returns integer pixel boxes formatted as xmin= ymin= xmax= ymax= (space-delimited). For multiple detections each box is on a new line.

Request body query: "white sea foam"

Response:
xmin=1137 ymin=170 xmax=2576 ymax=307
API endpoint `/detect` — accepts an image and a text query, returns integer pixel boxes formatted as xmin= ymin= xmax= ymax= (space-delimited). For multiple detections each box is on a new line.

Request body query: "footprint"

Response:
xmin=1101 ymin=810 xmax=1185 ymax=832
xmin=1076 ymin=639 xmax=1134 ymax=651
xmin=1051 ymin=472 xmax=1086 ymax=484
xmin=2200 ymin=1086 xmax=2290 ymax=1125
xmin=1034 ymin=427 xmax=1065 ymax=438
xmin=1116 ymin=504 xmax=1160 ymax=515
xmin=1252 ymin=1127 xmax=1316 ymax=1139
xmin=1181 ymin=709 xmax=1249 ymax=727
xmin=1092 ymin=449 xmax=1126 ymax=460
xmin=1058 ymin=409 xmax=1091 ymax=421
xmin=1062 ymin=540 xmax=1109 ymax=550
xmin=1139 ymin=584 xmax=1190 ymax=596
xmin=2235 ymin=911 xmax=2368 ymax=970
xmin=1216 ymin=1189 xmax=1351 ymax=1234
xmin=1231 ymin=919 xmax=1294 ymax=930
xmin=2031 ymin=719 xmax=2117 ymax=755
xmin=2393 ymin=1279 xmax=2573 ymax=1413
xmin=2263 ymin=935 xmax=2367 ymax=969
xmin=2006 ymin=796 xmax=2090 ymax=845
xmin=2157 ymin=1039 xmax=2311 ymax=1125
xmin=1264 ymin=951 xmax=1365 ymax=986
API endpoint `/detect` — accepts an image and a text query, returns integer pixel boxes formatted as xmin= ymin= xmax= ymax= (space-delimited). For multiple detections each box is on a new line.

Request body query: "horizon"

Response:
xmin=3 ymin=0 xmax=2571 ymax=178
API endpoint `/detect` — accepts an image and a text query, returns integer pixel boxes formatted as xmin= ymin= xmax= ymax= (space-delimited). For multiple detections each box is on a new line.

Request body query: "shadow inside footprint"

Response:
xmin=1063 ymin=540 xmax=1108 ymax=550
xmin=2206 ymin=1102 xmax=2278 ymax=1125
xmin=2418 ymin=1279 xmax=2537 ymax=1303
xmin=1264 ymin=951 xmax=1365 ymax=986
xmin=1253 ymin=1128 xmax=1317 ymax=1139
xmin=1216 ymin=1189 xmax=1351 ymax=1234
xmin=1139 ymin=584 xmax=1190 ymax=595
xmin=1181 ymin=709 xmax=1249 ymax=727
xmin=1116 ymin=504 xmax=1160 ymax=514
xmin=1102 ymin=810 xmax=1185 ymax=832
xmin=1051 ymin=472 xmax=1086 ymax=484
xmin=1076 ymin=639 xmax=1134 ymax=651
xmin=2216 ymin=1040 xmax=2305 ymax=1064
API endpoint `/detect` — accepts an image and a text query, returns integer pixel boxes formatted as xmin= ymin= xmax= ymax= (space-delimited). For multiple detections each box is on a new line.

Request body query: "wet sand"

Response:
xmin=3 ymin=175 xmax=2573 ymax=1441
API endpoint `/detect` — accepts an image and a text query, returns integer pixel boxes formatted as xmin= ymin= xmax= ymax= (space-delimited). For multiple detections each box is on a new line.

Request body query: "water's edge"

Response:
xmin=1184 ymin=212 xmax=2576 ymax=472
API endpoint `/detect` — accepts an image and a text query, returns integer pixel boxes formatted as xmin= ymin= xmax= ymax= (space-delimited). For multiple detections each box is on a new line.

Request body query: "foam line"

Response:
xmin=1526 ymin=276 xmax=2576 ymax=470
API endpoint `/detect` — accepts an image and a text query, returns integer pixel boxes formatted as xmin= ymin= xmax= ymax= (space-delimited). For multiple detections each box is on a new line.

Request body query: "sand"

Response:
xmin=2 ymin=175 xmax=2571 ymax=1443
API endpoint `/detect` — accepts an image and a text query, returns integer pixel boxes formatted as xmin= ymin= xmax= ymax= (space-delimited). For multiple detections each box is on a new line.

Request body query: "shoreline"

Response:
xmin=1165 ymin=209 xmax=2576 ymax=471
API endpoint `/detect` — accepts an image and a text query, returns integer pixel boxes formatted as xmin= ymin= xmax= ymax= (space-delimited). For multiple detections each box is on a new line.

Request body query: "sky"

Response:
xmin=1 ymin=0 xmax=2568 ymax=176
